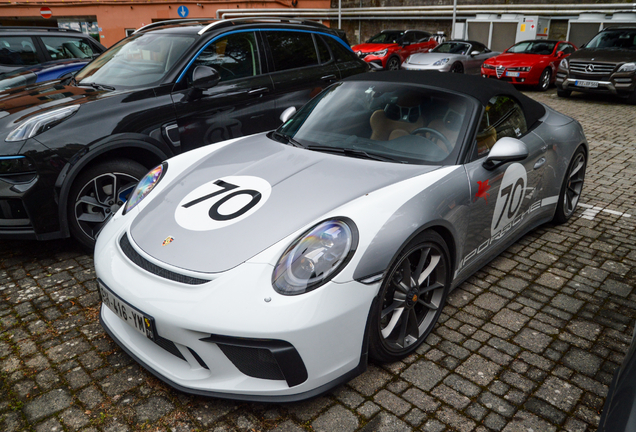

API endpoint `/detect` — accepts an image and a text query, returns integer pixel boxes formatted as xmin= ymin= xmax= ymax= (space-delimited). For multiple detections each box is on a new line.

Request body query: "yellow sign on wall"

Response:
xmin=520 ymin=24 xmax=526 ymax=32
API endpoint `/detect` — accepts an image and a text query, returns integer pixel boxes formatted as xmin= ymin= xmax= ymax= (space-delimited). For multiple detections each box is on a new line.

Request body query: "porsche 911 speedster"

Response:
xmin=94 ymin=71 xmax=588 ymax=402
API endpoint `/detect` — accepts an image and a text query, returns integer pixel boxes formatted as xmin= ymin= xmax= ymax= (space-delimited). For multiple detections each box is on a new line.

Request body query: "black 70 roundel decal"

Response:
xmin=175 ymin=176 xmax=272 ymax=231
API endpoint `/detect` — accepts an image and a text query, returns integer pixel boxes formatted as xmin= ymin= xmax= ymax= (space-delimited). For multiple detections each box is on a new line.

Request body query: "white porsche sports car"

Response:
xmin=95 ymin=71 xmax=588 ymax=401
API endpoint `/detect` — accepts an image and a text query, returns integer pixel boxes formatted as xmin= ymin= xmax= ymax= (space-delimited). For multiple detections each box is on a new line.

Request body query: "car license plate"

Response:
xmin=505 ymin=72 xmax=520 ymax=77
xmin=99 ymin=281 xmax=155 ymax=340
xmin=575 ymin=80 xmax=599 ymax=88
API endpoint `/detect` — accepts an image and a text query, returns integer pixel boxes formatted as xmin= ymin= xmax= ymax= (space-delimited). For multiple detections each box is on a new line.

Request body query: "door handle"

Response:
xmin=248 ymin=87 xmax=269 ymax=96
xmin=321 ymin=74 xmax=337 ymax=81
xmin=534 ymin=157 xmax=546 ymax=170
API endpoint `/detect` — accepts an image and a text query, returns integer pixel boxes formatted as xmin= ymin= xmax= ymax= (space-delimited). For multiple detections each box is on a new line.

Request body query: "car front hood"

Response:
xmin=0 ymin=81 xmax=109 ymax=132
xmin=407 ymin=53 xmax=460 ymax=65
xmin=568 ymin=48 xmax=636 ymax=63
xmin=486 ymin=53 xmax=549 ymax=67
xmin=352 ymin=43 xmax=396 ymax=53
xmin=129 ymin=134 xmax=438 ymax=274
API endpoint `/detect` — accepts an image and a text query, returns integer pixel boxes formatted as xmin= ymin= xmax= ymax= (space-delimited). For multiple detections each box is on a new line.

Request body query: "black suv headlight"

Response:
xmin=6 ymin=105 xmax=79 ymax=142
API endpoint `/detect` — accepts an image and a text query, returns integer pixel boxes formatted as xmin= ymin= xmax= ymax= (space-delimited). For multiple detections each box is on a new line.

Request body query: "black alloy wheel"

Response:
xmin=68 ymin=159 xmax=147 ymax=249
xmin=386 ymin=57 xmax=401 ymax=71
xmin=553 ymin=147 xmax=586 ymax=224
xmin=538 ymin=68 xmax=551 ymax=91
xmin=450 ymin=62 xmax=464 ymax=73
xmin=369 ymin=231 xmax=451 ymax=363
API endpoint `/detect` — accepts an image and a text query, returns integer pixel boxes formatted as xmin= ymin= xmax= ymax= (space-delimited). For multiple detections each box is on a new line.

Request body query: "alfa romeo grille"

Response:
xmin=569 ymin=61 xmax=615 ymax=76
xmin=496 ymin=65 xmax=505 ymax=78
xmin=119 ymin=233 xmax=209 ymax=285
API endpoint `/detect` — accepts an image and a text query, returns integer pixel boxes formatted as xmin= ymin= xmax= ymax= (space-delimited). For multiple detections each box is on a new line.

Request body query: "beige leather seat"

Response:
xmin=369 ymin=109 xmax=425 ymax=141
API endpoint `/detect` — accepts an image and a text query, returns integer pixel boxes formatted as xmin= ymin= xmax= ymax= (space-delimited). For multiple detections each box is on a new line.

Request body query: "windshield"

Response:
xmin=506 ymin=41 xmax=556 ymax=55
xmin=367 ymin=32 xmax=404 ymax=44
xmin=276 ymin=81 xmax=473 ymax=165
xmin=75 ymin=33 xmax=196 ymax=88
xmin=586 ymin=29 xmax=636 ymax=50
xmin=433 ymin=42 xmax=471 ymax=55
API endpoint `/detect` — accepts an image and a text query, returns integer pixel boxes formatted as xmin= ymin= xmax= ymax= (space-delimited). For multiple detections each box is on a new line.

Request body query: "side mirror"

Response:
xmin=470 ymin=50 xmax=480 ymax=56
xmin=483 ymin=137 xmax=529 ymax=170
xmin=192 ymin=65 xmax=220 ymax=90
xmin=280 ymin=106 xmax=296 ymax=123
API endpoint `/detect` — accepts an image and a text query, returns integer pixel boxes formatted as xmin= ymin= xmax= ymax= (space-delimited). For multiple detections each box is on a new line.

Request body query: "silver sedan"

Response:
xmin=403 ymin=40 xmax=500 ymax=74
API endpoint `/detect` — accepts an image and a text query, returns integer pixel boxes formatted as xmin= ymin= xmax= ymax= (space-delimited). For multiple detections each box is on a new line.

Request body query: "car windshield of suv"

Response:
xmin=585 ymin=29 xmax=636 ymax=50
xmin=75 ymin=33 xmax=196 ymax=88
xmin=367 ymin=32 xmax=404 ymax=44
xmin=433 ymin=42 xmax=471 ymax=55
xmin=274 ymin=81 xmax=472 ymax=165
xmin=506 ymin=41 xmax=556 ymax=55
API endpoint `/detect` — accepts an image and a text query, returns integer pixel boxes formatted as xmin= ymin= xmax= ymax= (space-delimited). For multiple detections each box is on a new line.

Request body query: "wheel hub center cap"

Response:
xmin=406 ymin=289 xmax=419 ymax=308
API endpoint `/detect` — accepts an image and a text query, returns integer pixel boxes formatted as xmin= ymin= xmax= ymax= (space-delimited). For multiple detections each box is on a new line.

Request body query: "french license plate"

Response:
xmin=505 ymin=71 xmax=520 ymax=77
xmin=99 ymin=281 xmax=155 ymax=340
xmin=575 ymin=80 xmax=599 ymax=88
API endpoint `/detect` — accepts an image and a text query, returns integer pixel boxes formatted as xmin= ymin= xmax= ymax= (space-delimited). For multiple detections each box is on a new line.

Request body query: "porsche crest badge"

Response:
xmin=162 ymin=236 xmax=174 ymax=246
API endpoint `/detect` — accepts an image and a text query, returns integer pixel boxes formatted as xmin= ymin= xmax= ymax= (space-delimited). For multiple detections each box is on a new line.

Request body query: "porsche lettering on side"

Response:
xmin=94 ymin=71 xmax=588 ymax=402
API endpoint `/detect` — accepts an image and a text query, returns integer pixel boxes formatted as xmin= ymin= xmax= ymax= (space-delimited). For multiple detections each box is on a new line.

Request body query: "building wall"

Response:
xmin=0 ymin=0 xmax=331 ymax=47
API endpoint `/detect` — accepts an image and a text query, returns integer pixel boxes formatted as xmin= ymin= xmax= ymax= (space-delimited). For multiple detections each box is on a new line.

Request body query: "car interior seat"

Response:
xmin=370 ymin=102 xmax=425 ymax=141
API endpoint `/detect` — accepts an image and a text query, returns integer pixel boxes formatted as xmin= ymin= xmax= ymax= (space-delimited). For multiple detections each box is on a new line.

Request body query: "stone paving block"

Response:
xmin=402 ymin=387 xmax=441 ymax=412
xmin=359 ymin=412 xmax=412 ymax=432
xmin=513 ymin=328 xmax=553 ymax=353
xmin=563 ymin=348 xmax=603 ymax=376
xmin=491 ymin=308 xmax=530 ymax=332
xmin=373 ymin=389 xmax=411 ymax=416
xmin=456 ymin=354 xmax=502 ymax=386
xmin=501 ymin=411 xmax=556 ymax=432
xmin=312 ymin=405 xmax=358 ymax=432
xmin=431 ymin=383 xmax=471 ymax=410
xmin=536 ymin=376 xmax=583 ymax=412
xmin=436 ymin=405 xmax=476 ymax=432
xmin=357 ymin=401 xmax=380 ymax=419
xmin=601 ymin=278 xmax=633 ymax=297
xmin=23 ymin=388 xmax=73 ymax=422
xmin=402 ymin=360 xmax=448 ymax=391
xmin=348 ymin=364 xmax=391 ymax=396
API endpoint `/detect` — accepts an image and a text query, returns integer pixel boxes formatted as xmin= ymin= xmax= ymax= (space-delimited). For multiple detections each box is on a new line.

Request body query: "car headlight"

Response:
xmin=559 ymin=58 xmax=569 ymax=70
xmin=272 ymin=218 xmax=358 ymax=295
xmin=6 ymin=105 xmax=79 ymax=142
xmin=482 ymin=63 xmax=495 ymax=70
xmin=124 ymin=163 xmax=166 ymax=214
xmin=433 ymin=58 xmax=450 ymax=66
xmin=508 ymin=66 xmax=532 ymax=72
xmin=405 ymin=56 xmax=412 ymax=64
xmin=618 ymin=62 xmax=636 ymax=72
xmin=370 ymin=49 xmax=388 ymax=57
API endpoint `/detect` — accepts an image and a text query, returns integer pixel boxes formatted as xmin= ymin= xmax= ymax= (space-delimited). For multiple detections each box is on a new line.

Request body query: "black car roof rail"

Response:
xmin=198 ymin=16 xmax=327 ymax=35
xmin=0 ymin=26 xmax=81 ymax=33
xmin=133 ymin=18 xmax=216 ymax=35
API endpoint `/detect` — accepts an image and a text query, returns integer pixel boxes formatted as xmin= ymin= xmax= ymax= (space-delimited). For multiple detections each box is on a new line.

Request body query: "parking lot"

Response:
xmin=1 ymin=88 xmax=635 ymax=432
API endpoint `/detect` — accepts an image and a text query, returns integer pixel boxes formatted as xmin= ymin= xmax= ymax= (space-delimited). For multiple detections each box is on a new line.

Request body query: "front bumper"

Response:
xmin=556 ymin=70 xmax=636 ymax=96
xmin=481 ymin=68 xmax=538 ymax=85
xmin=402 ymin=63 xmax=449 ymax=72
xmin=94 ymin=212 xmax=376 ymax=401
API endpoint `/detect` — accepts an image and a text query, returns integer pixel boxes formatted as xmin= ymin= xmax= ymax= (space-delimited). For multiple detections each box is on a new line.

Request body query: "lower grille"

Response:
xmin=218 ymin=344 xmax=285 ymax=381
xmin=119 ymin=233 xmax=208 ymax=285
xmin=201 ymin=334 xmax=308 ymax=387
xmin=155 ymin=335 xmax=186 ymax=361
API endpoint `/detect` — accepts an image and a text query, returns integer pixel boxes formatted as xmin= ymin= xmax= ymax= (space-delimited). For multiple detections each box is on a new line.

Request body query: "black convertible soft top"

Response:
xmin=345 ymin=70 xmax=546 ymax=128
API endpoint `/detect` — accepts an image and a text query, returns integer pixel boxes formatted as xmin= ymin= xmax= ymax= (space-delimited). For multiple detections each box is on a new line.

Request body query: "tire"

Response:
xmin=553 ymin=147 xmax=586 ymax=224
xmin=537 ymin=68 xmax=551 ymax=91
xmin=450 ymin=62 xmax=464 ymax=73
xmin=557 ymin=88 xmax=571 ymax=98
xmin=68 ymin=159 xmax=148 ymax=249
xmin=369 ymin=230 xmax=451 ymax=363
xmin=386 ymin=57 xmax=401 ymax=71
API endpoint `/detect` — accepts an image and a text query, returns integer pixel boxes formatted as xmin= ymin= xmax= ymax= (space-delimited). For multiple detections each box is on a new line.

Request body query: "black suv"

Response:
xmin=0 ymin=27 xmax=106 ymax=74
xmin=0 ymin=18 xmax=368 ymax=248
xmin=556 ymin=27 xmax=636 ymax=103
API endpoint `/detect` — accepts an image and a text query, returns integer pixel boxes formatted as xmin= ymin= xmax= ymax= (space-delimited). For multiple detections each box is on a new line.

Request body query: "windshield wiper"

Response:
xmin=305 ymin=145 xmax=402 ymax=163
xmin=80 ymin=82 xmax=116 ymax=91
xmin=269 ymin=131 xmax=304 ymax=148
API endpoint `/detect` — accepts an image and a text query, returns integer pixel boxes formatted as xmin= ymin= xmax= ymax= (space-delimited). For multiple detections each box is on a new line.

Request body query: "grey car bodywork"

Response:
xmin=128 ymin=72 xmax=586 ymax=294
xmin=402 ymin=40 xmax=500 ymax=74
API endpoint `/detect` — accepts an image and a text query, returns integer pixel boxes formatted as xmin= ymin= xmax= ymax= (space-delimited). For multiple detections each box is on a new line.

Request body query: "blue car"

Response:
xmin=0 ymin=58 xmax=89 ymax=91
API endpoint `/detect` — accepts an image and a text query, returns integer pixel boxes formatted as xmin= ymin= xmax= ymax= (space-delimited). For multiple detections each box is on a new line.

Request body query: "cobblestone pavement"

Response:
xmin=2 ymin=89 xmax=636 ymax=432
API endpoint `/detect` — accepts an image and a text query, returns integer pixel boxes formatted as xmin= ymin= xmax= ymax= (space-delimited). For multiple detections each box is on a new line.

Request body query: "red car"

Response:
xmin=481 ymin=39 xmax=577 ymax=91
xmin=352 ymin=30 xmax=438 ymax=70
